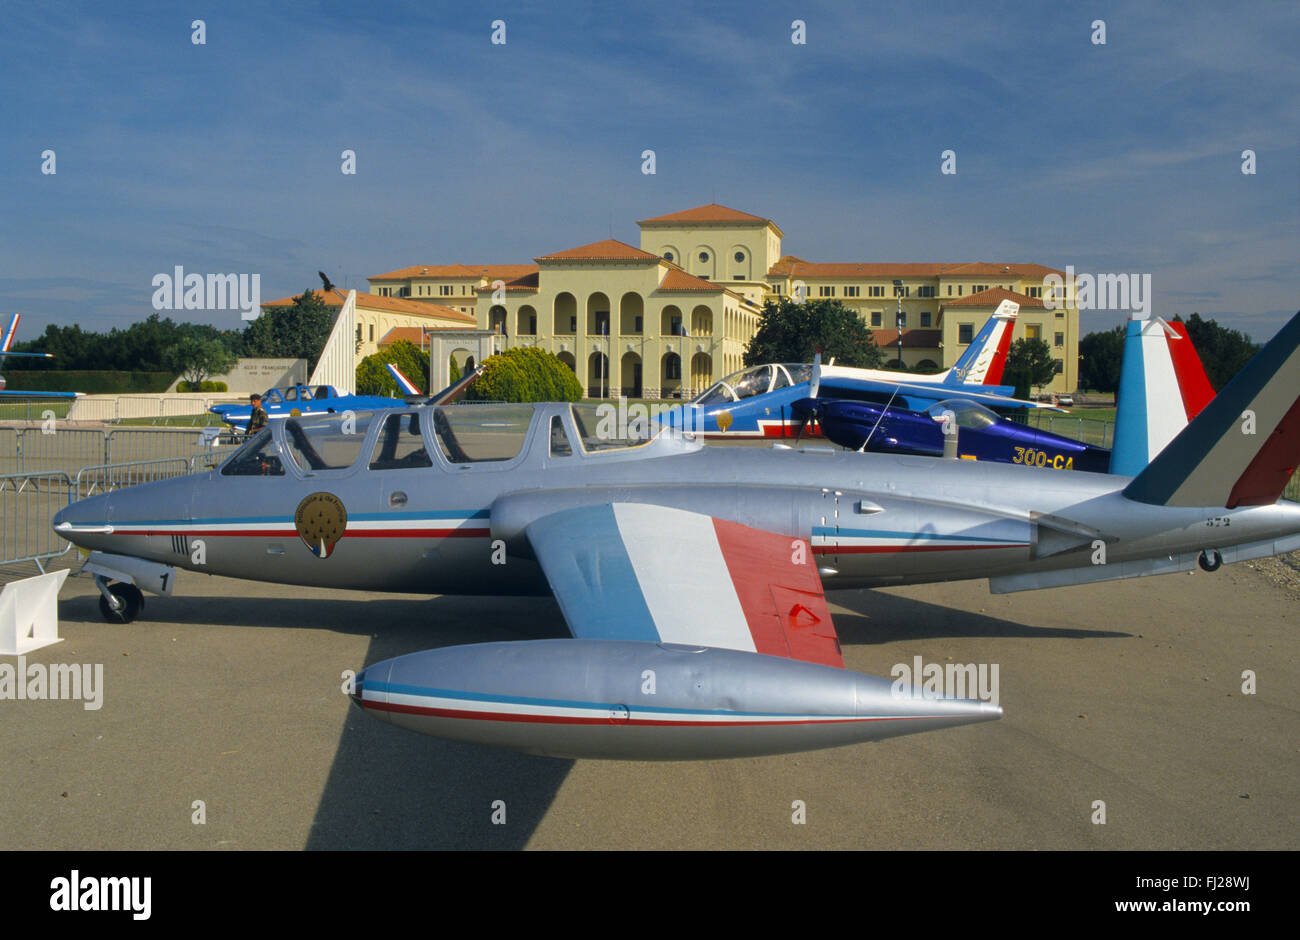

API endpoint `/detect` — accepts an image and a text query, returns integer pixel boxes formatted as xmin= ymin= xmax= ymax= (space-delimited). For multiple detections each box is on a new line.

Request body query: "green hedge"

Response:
xmin=1 ymin=371 xmax=175 ymax=394
xmin=177 ymin=380 xmax=228 ymax=392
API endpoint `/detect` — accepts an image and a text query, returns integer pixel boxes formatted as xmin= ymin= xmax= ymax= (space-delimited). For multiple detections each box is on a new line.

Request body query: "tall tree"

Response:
xmin=1003 ymin=337 xmax=1058 ymax=400
xmin=1078 ymin=325 xmax=1125 ymax=393
xmin=743 ymin=298 xmax=883 ymax=368
xmin=241 ymin=289 xmax=336 ymax=372
xmin=167 ymin=336 xmax=238 ymax=388
xmin=355 ymin=340 xmax=430 ymax=396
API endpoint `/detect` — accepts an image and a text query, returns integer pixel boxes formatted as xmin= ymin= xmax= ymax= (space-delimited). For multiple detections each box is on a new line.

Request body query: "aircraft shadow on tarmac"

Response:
xmin=58 ymin=588 xmax=1128 ymax=849
xmin=827 ymin=589 xmax=1133 ymax=645
xmin=304 ymin=595 xmax=575 ymax=850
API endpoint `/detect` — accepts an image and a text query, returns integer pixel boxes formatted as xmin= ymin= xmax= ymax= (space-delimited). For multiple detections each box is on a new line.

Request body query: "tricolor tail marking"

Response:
xmin=945 ymin=301 xmax=1018 ymax=387
xmin=1125 ymin=310 xmax=1300 ymax=508
xmin=386 ymin=363 xmax=421 ymax=396
xmin=1110 ymin=317 xmax=1215 ymax=476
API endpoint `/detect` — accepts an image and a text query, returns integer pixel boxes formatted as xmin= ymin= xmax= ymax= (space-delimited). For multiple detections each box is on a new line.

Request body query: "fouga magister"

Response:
xmin=52 ymin=311 xmax=1300 ymax=760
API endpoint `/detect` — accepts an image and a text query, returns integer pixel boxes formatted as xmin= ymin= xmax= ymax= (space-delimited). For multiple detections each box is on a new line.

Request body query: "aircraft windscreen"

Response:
xmin=284 ymin=414 xmax=376 ymax=471
xmin=432 ymin=404 xmax=534 ymax=463
xmin=570 ymin=402 xmax=655 ymax=452
xmin=694 ymin=365 xmax=773 ymax=405
xmin=929 ymin=399 xmax=999 ymax=430
xmin=369 ymin=412 xmax=432 ymax=470
xmin=220 ymin=429 xmax=286 ymax=476
xmin=783 ymin=364 xmax=814 ymax=385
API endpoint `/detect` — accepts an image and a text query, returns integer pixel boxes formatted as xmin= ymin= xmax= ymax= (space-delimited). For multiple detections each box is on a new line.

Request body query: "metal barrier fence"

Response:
xmin=1021 ymin=412 xmax=1115 ymax=449
xmin=0 ymin=396 xmax=239 ymax=424
xmin=73 ymin=458 xmax=193 ymax=499
xmin=0 ymin=471 xmax=75 ymax=572
xmin=0 ymin=425 xmax=226 ymax=475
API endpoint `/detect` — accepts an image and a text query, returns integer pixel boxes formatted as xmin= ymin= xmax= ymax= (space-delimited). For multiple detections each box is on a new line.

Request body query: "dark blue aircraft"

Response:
xmin=790 ymin=396 xmax=1110 ymax=472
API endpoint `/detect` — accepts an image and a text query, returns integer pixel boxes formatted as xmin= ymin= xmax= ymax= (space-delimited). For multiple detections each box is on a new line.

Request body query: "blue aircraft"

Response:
xmin=660 ymin=301 xmax=1053 ymax=440
xmin=0 ymin=314 xmax=78 ymax=399
xmin=211 ymin=363 xmax=483 ymax=433
xmin=210 ymin=383 xmax=406 ymax=432
xmin=787 ymin=316 xmax=1215 ymax=474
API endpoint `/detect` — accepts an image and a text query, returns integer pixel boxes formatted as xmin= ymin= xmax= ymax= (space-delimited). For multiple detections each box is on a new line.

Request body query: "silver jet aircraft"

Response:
xmin=53 ymin=312 xmax=1300 ymax=760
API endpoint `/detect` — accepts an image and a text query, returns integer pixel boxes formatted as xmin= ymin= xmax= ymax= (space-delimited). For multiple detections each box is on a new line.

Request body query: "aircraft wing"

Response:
xmin=0 ymin=389 xmax=79 ymax=399
xmin=883 ymin=380 xmax=1066 ymax=412
xmin=524 ymin=503 xmax=844 ymax=668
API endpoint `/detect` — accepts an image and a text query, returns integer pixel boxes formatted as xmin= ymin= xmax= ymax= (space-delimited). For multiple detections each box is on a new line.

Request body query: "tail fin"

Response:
xmin=386 ymin=362 xmax=422 ymax=396
xmin=943 ymin=300 xmax=1018 ymax=387
xmin=2 ymin=314 xmax=18 ymax=353
xmin=1125 ymin=310 xmax=1300 ymax=508
xmin=1110 ymin=317 xmax=1215 ymax=475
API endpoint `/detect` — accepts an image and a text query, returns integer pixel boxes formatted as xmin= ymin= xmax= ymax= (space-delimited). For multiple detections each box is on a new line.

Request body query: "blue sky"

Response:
xmin=1 ymin=0 xmax=1296 ymax=342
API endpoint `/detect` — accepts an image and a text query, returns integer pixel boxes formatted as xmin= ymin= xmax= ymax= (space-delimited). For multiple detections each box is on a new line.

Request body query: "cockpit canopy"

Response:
xmin=926 ymin=398 xmax=1000 ymax=430
xmin=693 ymin=363 xmax=814 ymax=406
xmin=218 ymin=402 xmax=683 ymax=477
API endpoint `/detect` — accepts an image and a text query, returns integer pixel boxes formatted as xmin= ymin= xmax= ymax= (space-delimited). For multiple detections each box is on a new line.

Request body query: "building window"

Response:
xmin=570 ymin=316 xmax=577 ymax=332
xmin=369 ymin=324 xmax=374 ymax=341
xmin=734 ymin=275 xmax=744 ymax=280
xmin=893 ymin=285 xmax=910 ymax=297
xmin=868 ymin=285 xmax=884 ymax=297
xmin=734 ymin=251 xmax=744 ymax=263
xmin=921 ymin=312 xmax=932 ymax=327
xmin=664 ymin=252 xmax=674 ymax=262
xmin=400 ymin=287 xmax=410 ymax=297
xmin=1027 ymin=286 xmax=1043 ymax=298
xmin=947 ymin=285 xmax=953 ymax=296
xmin=634 ymin=316 xmax=643 ymax=332
xmin=698 ymin=251 xmax=709 ymax=263
xmin=819 ymin=286 xmax=835 ymax=297
xmin=844 ymin=286 xmax=860 ymax=297
xmin=772 ymin=284 xmax=783 ymax=295
xmin=665 ymin=354 xmax=681 ymax=380
xmin=871 ymin=311 xmax=883 ymax=327
xmin=958 ymin=323 xmax=973 ymax=344
xmin=1053 ymin=359 xmax=1064 ymax=373
xmin=1026 ymin=325 xmax=1042 ymax=340
xmin=440 ymin=285 xmax=454 ymax=296
xmin=1055 ymin=332 xmax=1065 ymax=347
xmin=918 ymin=286 xmax=935 ymax=298
xmin=1055 ymin=311 xmax=1065 ymax=318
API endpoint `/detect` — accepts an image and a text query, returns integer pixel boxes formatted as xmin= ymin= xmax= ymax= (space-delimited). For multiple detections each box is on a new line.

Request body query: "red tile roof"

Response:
xmin=535 ymin=239 xmax=661 ymax=262
xmin=942 ymin=287 xmax=1044 ymax=309
xmin=767 ymin=257 xmax=1064 ymax=279
xmin=657 ymin=269 xmax=724 ymax=292
xmin=378 ymin=325 xmax=481 ymax=346
xmin=870 ymin=329 xmax=942 ymax=348
xmin=638 ymin=203 xmax=777 ymax=228
xmin=476 ymin=272 xmax=539 ymax=292
xmin=262 ymin=289 xmax=476 ymax=322
xmin=369 ymin=264 xmax=538 ymax=281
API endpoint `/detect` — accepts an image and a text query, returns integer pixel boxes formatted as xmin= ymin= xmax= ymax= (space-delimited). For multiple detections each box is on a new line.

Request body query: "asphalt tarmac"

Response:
xmin=2 ymin=548 xmax=1295 ymax=851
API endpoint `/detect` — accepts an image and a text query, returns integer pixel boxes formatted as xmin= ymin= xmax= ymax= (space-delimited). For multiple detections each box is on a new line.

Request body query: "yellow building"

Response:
xmin=261 ymin=288 xmax=477 ymax=360
xmin=367 ymin=204 xmax=1081 ymax=396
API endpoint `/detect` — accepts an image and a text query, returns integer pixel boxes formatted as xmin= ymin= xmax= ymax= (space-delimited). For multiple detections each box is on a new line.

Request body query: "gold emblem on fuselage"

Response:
xmin=294 ymin=492 xmax=347 ymax=558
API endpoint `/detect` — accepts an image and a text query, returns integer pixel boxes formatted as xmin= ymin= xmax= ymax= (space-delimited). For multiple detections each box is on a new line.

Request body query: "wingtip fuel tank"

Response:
xmin=352 ymin=639 xmax=1001 ymax=760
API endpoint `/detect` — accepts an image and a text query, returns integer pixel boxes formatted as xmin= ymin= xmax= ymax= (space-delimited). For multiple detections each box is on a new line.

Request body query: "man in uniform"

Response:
xmin=246 ymin=393 xmax=269 ymax=437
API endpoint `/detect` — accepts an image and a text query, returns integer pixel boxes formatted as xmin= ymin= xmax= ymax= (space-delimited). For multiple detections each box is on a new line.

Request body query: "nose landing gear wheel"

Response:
xmin=1198 ymin=549 xmax=1223 ymax=572
xmin=98 ymin=582 xmax=145 ymax=623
